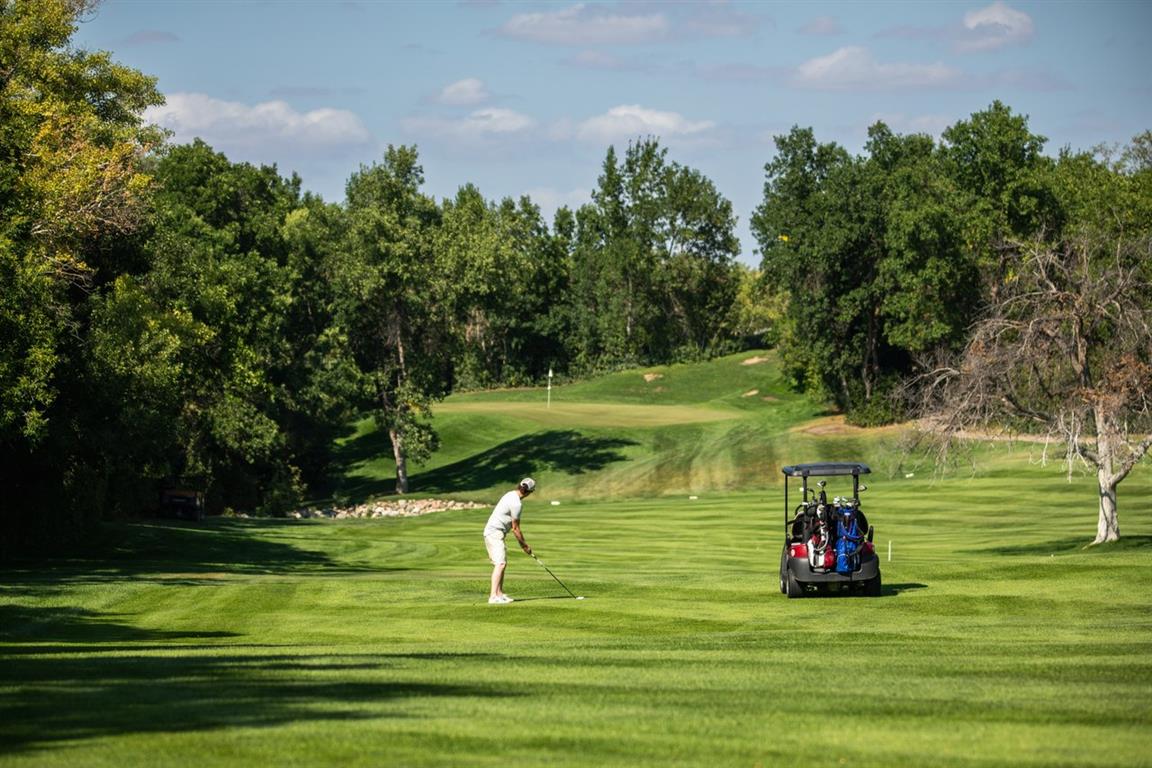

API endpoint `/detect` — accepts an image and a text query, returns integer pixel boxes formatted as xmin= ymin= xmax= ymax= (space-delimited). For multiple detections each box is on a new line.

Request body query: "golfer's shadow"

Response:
xmin=509 ymin=596 xmax=584 ymax=602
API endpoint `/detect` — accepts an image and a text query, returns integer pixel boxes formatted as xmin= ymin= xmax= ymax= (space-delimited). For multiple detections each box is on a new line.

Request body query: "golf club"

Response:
xmin=529 ymin=553 xmax=584 ymax=600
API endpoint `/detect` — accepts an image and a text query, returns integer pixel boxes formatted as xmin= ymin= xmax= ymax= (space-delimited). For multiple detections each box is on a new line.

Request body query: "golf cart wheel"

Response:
xmin=785 ymin=571 xmax=804 ymax=599
xmin=778 ymin=547 xmax=789 ymax=594
xmin=864 ymin=573 xmax=882 ymax=597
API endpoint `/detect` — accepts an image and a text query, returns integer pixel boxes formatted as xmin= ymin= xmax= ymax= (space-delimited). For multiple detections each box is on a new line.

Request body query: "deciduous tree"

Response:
xmin=0 ymin=0 xmax=162 ymax=442
xmin=340 ymin=146 xmax=447 ymax=494
xmin=0 ymin=0 xmax=163 ymax=554
xmin=571 ymin=138 xmax=740 ymax=368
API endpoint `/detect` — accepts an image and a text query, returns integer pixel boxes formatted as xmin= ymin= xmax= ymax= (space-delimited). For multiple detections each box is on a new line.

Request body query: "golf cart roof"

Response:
xmin=781 ymin=462 xmax=871 ymax=478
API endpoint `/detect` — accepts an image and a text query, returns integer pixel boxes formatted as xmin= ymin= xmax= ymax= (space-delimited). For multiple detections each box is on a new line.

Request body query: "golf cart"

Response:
xmin=158 ymin=486 xmax=205 ymax=521
xmin=779 ymin=462 xmax=881 ymax=598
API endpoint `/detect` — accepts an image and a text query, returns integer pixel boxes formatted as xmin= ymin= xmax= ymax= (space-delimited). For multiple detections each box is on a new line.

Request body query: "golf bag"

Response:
xmin=803 ymin=498 xmax=835 ymax=570
xmin=833 ymin=504 xmax=865 ymax=575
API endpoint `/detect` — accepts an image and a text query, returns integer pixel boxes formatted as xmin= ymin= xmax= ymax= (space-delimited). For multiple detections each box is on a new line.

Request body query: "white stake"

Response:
xmin=547 ymin=367 xmax=553 ymax=409
xmin=888 ymin=540 xmax=892 ymax=562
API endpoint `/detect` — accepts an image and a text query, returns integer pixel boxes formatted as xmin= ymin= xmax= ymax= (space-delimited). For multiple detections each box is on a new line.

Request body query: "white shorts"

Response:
xmin=484 ymin=531 xmax=507 ymax=565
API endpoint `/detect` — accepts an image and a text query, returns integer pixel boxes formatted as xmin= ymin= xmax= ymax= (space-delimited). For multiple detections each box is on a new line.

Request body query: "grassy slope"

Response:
xmin=335 ymin=351 xmax=882 ymax=503
xmin=2 ymin=351 xmax=1151 ymax=767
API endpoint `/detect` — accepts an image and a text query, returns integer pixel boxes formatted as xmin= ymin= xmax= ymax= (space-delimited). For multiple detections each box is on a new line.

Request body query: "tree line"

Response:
xmin=2 ymin=1 xmax=1148 ymax=554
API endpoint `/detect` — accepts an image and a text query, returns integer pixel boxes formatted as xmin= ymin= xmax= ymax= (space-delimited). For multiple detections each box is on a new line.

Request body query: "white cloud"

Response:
xmin=405 ymin=104 xmax=717 ymax=150
xmin=462 ymin=108 xmax=535 ymax=133
xmin=799 ymin=15 xmax=841 ymax=36
xmin=566 ymin=49 xmax=628 ymax=69
xmin=575 ymin=105 xmax=715 ymax=144
xmin=404 ymin=107 xmax=537 ymax=140
xmin=498 ymin=3 xmax=669 ymax=45
xmin=145 ymin=92 xmax=373 ymax=152
xmin=877 ymin=3 xmax=1033 ymax=54
xmin=438 ymin=78 xmax=490 ymax=106
xmin=958 ymin=2 xmax=1033 ymax=52
xmin=794 ymin=47 xmax=962 ymax=90
xmin=868 ymin=112 xmax=954 ymax=137
xmin=683 ymin=4 xmax=761 ymax=38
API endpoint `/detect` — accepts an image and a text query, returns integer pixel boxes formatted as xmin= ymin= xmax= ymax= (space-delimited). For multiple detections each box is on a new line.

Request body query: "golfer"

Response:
xmin=483 ymin=478 xmax=535 ymax=604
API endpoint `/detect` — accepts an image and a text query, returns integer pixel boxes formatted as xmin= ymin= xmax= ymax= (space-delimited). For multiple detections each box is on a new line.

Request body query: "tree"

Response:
xmin=752 ymin=114 xmax=1033 ymax=424
xmin=571 ymin=144 xmax=649 ymax=364
xmin=280 ymin=194 xmax=364 ymax=492
xmin=655 ymin=163 xmax=742 ymax=356
xmin=96 ymin=140 xmax=333 ymax=515
xmin=939 ymin=100 xmax=1055 ymax=300
xmin=570 ymin=138 xmax=740 ymax=368
xmin=915 ymin=144 xmax=1152 ymax=543
xmin=440 ymin=189 xmax=572 ymax=388
xmin=340 ymin=146 xmax=448 ymax=494
xmin=751 ymin=126 xmax=894 ymax=415
xmin=868 ymin=124 xmax=976 ymax=358
xmin=0 ymin=0 xmax=162 ymax=442
xmin=728 ymin=265 xmax=785 ymax=348
xmin=1 ymin=0 xmax=163 ymax=555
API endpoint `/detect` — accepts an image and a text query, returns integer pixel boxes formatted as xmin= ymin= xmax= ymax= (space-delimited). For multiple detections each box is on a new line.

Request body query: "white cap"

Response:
xmin=520 ymin=478 xmax=536 ymax=492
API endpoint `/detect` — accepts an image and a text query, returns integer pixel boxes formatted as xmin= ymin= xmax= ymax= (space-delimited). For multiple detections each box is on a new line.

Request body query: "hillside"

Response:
xmin=334 ymin=351 xmax=927 ymax=504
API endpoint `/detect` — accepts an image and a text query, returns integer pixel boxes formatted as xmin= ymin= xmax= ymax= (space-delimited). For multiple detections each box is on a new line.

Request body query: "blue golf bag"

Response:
xmin=834 ymin=506 xmax=863 ymax=575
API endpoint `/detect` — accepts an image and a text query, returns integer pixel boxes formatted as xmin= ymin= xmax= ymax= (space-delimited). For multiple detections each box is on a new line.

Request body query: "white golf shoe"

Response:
xmin=487 ymin=595 xmax=514 ymax=604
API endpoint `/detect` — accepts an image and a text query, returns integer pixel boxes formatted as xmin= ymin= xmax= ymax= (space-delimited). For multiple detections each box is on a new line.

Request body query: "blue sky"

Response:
xmin=74 ymin=1 xmax=1152 ymax=265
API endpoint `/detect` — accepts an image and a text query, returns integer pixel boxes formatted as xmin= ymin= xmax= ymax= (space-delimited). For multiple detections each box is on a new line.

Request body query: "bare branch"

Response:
xmin=1116 ymin=435 xmax=1152 ymax=483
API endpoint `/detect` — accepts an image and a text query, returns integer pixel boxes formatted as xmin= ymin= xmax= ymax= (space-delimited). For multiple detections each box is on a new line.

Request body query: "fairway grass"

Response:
xmin=3 ymin=460 xmax=1151 ymax=767
xmin=4 ymin=350 xmax=1151 ymax=766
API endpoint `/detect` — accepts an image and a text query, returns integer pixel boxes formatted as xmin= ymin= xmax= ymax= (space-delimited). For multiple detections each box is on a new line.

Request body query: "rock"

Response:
xmin=290 ymin=498 xmax=487 ymax=521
